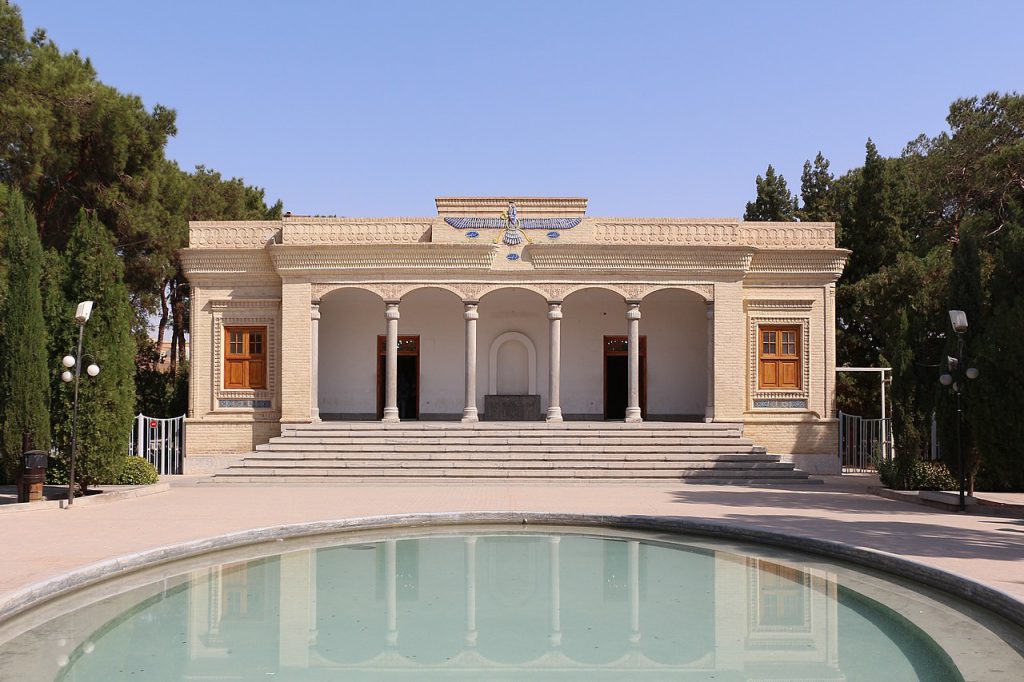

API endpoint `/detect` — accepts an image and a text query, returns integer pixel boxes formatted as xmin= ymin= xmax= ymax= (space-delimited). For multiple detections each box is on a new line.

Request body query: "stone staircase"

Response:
xmin=214 ymin=422 xmax=817 ymax=484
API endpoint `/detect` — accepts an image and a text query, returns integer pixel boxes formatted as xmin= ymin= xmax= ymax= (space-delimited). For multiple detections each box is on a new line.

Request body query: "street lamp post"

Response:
xmin=61 ymin=301 xmax=100 ymax=508
xmin=938 ymin=309 xmax=978 ymax=512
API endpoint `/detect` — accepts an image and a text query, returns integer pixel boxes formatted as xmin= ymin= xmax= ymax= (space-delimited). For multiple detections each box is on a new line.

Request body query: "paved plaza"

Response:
xmin=0 ymin=475 xmax=1022 ymax=614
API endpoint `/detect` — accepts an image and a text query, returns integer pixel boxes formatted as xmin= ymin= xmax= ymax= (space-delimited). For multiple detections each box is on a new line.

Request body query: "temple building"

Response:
xmin=179 ymin=196 xmax=848 ymax=476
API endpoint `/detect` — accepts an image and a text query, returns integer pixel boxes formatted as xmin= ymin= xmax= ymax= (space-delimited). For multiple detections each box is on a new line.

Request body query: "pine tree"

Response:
xmin=744 ymin=164 xmax=798 ymax=221
xmin=0 ymin=184 xmax=50 ymax=478
xmin=798 ymin=152 xmax=835 ymax=222
xmin=60 ymin=210 xmax=136 ymax=489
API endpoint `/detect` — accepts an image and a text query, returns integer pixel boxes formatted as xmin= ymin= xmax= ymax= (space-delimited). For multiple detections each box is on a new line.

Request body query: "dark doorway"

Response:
xmin=603 ymin=335 xmax=646 ymax=420
xmin=377 ymin=335 xmax=419 ymax=420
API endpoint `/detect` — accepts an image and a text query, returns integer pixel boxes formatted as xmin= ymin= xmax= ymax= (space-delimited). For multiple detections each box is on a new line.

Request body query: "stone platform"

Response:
xmin=214 ymin=421 xmax=817 ymax=483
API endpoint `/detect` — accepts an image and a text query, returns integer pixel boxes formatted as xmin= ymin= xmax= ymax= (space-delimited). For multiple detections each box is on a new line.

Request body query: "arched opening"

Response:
xmin=318 ymin=287 xmax=384 ymax=420
xmin=640 ymin=287 xmax=708 ymax=420
xmin=560 ymin=287 xmax=627 ymax=420
xmin=397 ymin=287 xmax=464 ymax=420
xmin=478 ymin=288 xmax=548 ymax=420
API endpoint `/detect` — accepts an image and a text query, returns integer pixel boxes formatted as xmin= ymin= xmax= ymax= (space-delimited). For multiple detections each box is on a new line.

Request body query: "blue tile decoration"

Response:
xmin=219 ymin=399 xmax=272 ymax=409
xmin=506 ymin=253 xmax=520 ymax=261
xmin=445 ymin=217 xmax=582 ymax=230
xmin=753 ymin=399 xmax=807 ymax=409
xmin=547 ymin=231 xmax=560 ymax=238
xmin=466 ymin=231 xmax=479 ymax=238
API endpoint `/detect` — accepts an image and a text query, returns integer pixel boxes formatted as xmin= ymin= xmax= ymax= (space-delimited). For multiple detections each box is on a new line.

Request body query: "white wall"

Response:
xmin=642 ymin=288 xmax=707 ymax=418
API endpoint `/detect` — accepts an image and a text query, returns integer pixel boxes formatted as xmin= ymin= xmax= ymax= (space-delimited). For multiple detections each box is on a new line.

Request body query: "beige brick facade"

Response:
xmin=180 ymin=197 xmax=848 ymax=460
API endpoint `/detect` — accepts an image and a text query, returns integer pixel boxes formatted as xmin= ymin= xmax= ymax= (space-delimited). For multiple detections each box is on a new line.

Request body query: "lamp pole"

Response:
xmin=939 ymin=310 xmax=978 ymax=512
xmin=67 ymin=320 xmax=85 ymax=507
xmin=61 ymin=301 xmax=99 ymax=509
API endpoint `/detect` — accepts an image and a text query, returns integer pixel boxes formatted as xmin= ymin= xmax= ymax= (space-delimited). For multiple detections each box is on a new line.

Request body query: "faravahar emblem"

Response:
xmin=444 ymin=201 xmax=582 ymax=247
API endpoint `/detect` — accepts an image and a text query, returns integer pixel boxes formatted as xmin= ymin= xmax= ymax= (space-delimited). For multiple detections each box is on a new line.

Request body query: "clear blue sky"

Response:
xmin=17 ymin=1 xmax=1024 ymax=217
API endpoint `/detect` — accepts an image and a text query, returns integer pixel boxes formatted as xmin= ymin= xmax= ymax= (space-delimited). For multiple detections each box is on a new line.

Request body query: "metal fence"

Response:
xmin=129 ymin=414 xmax=185 ymax=475
xmin=838 ymin=411 xmax=892 ymax=472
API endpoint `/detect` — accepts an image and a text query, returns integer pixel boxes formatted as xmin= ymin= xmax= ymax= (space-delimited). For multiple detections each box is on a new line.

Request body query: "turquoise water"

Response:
xmin=1 ymin=530 xmax=1009 ymax=681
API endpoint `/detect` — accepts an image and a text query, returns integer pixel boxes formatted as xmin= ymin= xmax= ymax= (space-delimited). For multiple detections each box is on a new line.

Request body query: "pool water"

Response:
xmin=1 ymin=528 xmax=1020 ymax=681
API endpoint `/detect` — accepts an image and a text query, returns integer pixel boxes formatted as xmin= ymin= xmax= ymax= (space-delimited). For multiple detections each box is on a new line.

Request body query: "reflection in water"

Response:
xmin=0 ymin=533 xmax=966 ymax=681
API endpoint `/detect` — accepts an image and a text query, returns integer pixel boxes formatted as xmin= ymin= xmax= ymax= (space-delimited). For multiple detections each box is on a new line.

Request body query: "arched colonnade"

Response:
xmin=312 ymin=284 xmax=714 ymax=423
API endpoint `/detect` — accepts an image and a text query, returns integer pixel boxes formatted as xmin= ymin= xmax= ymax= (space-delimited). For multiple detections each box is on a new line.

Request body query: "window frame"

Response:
xmin=223 ymin=325 xmax=268 ymax=390
xmin=757 ymin=324 xmax=802 ymax=391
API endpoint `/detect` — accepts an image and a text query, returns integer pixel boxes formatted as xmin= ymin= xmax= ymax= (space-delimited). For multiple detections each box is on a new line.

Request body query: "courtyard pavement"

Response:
xmin=1 ymin=473 xmax=1023 ymax=612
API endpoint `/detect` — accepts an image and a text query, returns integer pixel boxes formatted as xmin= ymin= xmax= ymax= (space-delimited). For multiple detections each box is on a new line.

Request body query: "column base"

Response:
xmin=461 ymin=408 xmax=479 ymax=423
xmin=311 ymin=408 xmax=321 ymax=423
xmin=546 ymin=407 xmax=563 ymax=423
xmin=381 ymin=409 xmax=400 ymax=423
xmin=624 ymin=408 xmax=643 ymax=423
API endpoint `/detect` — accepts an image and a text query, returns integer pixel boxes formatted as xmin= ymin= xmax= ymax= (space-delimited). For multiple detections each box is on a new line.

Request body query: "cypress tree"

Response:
xmin=0 ymin=184 xmax=50 ymax=479
xmin=798 ymin=152 xmax=835 ymax=222
xmin=60 ymin=210 xmax=135 ymax=489
xmin=744 ymin=164 xmax=798 ymax=221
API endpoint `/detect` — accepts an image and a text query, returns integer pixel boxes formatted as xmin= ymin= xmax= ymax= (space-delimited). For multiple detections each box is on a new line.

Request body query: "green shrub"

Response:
xmin=116 ymin=456 xmax=158 ymax=485
xmin=45 ymin=453 xmax=69 ymax=485
xmin=876 ymin=457 xmax=956 ymax=490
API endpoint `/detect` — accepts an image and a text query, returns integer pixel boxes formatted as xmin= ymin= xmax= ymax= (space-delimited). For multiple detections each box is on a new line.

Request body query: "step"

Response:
xmin=242 ymin=452 xmax=780 ymax=463
xmin=234 ymin=457 xmax=795 ymax=469
xmin=215 ymin=467 xmax=810 ymax=480
xmin=264 ymin=435 xmax=754 ymax=446
xmin=282 ymin=421 xmax=744 ymax=432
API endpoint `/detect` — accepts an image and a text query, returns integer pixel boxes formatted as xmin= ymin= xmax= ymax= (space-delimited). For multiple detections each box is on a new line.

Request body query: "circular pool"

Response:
xmin=0 ymin=517 xmax=1021 ymax=680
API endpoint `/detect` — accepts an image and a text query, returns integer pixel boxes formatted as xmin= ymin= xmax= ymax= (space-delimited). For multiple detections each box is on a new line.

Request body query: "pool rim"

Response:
xmin=1 ymin=511 xmax=1022 ymax=629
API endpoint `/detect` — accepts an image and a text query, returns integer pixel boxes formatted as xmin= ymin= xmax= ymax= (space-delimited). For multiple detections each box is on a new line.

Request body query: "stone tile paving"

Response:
xmin=0 ymin=474 xmax=1022 ymax=608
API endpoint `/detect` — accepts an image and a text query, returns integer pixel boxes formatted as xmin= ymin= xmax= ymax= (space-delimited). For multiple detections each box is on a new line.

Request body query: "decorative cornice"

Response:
xmin=209 ymin=299 xmax=281 ymax=311
xmin=592 ymin=220 xmax=836 ymax=249
xmin=268 ymin=244 xmax=496 ymax=272
xmin=748 ymin=250 xmax=849 ymax=276
xmin=737 ymin=222 xmax=835 ymax=248
xmin=744 ymin=299 xmax=816 ymax=312
xmin=281 ymin=218 xmax=431 ymax=245
xmin=180 ymin=249 xmax=275 ymax=275
xmin=435 ymin=196 xmax=588 ymax=217
xmin=527 ymin=245 xmax=754 ymax=272
xmin=188 ymin=222 xmax=281 ymax=248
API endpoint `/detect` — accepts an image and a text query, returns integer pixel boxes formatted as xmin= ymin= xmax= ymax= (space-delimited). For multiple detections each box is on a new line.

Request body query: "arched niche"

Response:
xmin=488 ymin=331 xmax=537 ymax=395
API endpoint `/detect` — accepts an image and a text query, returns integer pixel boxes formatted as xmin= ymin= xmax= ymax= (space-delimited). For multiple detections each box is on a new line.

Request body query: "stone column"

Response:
xmin=546 ymin=302 xmax=564 ymax=423
xmin=705 ymin=301 xmax=715 ymax=423
xmin=462 ymin=302 xmax=479 ymax=422
xmin=385 ymin=539 xmax=398 ymax=646
xmin=383 ymin=301 xmax=400 ymax=423
xmin=465 ymin=536 xmax=478 ymax=647
xmin=310 ymin=300 xmax=321 ymax=422
xmin=628 ymin=540 xmax=641 ymax=645
xmin=549 ymin=536 xmax=562 ymax=646
xmin=625 ymin=301 xmax=643 ymax=423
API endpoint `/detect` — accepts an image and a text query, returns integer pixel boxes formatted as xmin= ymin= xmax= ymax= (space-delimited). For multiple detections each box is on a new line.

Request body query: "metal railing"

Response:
xmin=129 ymin=413 xmax=185 ymax=475
xmin=838 ymin=411 xmax=891 ymax=472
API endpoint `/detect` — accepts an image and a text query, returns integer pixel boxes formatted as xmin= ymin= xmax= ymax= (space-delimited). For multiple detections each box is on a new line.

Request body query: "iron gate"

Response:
xmin=129 ymin=413 xmax=185 ymax=475
xmin=838 ymin=411 xmax=891 ymax=472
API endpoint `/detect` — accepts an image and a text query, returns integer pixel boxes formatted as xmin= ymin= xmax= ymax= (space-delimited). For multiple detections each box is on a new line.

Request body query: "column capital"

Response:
xmin=384 ymin=301 xmax=400 ymax=320
xmin=311 ymin=302 xmax=321 ymax=321
xmin=547 ymin=303 xmax=563 ymax=321
xmin=463 ymin=303 xmax=479 ymax=321
xmin=626 ymin=301 xmax=642 ymax=320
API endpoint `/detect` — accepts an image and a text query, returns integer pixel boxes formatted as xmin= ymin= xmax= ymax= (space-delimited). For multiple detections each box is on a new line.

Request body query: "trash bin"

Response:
xmin=18 ymin=451 xmax=49 ymax=503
